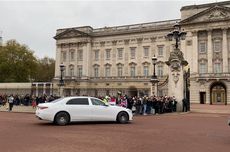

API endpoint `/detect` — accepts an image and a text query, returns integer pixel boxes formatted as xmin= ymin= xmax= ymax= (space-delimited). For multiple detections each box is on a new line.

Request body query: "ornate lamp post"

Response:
xmin=167 ymin=22 xmax=187 ymax=50
xmin=166 ymin=22 xmax=188 ymax=112
xmin=59 ymin=63 xmax=65 ymax=97
xmin=150 ymin=55 xmax=159 ymax=96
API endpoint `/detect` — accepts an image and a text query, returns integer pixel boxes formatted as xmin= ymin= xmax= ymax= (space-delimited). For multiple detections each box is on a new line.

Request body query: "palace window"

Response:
xmin=157 ymin=45 xmax=164 ymax=57
xmin=143 ymin=47 xmax=149 ymax=58
xmin=130 ymin=65 xmax=136 ymax=77
xmin=199 ymin=62 xmax=207 ymax=74
xmin=117 ymin=65 xmax=123 ymax=77
xmin=61 ymin=51 xmax=66 ymax=62
xmin=77 ymin=50 xmax=83 ymax=61
xmin=105 ymin=49 xmax=111 ymax=60
xmin=130 ymin=47 xmax=136 ymax=59
xmin=94 ymin=66 xmax=99 ymax=77
xmin=143 ymin=66 xmax=149 ymax=77
xmin=105 ymin=66 xmax=111 ymax=77
xmin=214 ymin=62 xmax=222 ymax=73
xmin=69 ymin=65 xmax=74 ymax=77
xmin=157 ymin=65 xmax=163 ymax=77
xmin=213 ymin=40 xmax=221 ymax=52
xmin=77 ymin=65 xmax=83 ymax=77
xmin=199 ymin=41 xmax=206 ymax=53
xmin=117 ymin=48 xmax=123 ymax=60
xmin=70 ymin=50 xmax=75 ymax=61
xmin=94 ymin=50 xmax=99 ymax=61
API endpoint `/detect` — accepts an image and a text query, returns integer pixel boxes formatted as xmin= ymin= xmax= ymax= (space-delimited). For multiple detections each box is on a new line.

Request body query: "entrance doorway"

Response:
xmin=210 ymin=82 xmax=227 ymax=105
xmin=200 ymin=92 xmax=206 ymax=104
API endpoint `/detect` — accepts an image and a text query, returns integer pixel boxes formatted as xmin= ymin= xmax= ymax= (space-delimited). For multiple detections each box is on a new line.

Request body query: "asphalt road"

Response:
xmin=0 ymin=112 xmax=229 ymax=152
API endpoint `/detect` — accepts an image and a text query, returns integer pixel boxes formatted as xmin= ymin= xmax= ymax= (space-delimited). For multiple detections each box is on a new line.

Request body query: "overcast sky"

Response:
xmin=0 ymin=0 xmax=225 ymax=59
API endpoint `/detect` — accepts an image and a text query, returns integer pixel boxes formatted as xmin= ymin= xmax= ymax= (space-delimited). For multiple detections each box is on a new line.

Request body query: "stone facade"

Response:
xmin=54 ymin=1 xmax=230 ymax=104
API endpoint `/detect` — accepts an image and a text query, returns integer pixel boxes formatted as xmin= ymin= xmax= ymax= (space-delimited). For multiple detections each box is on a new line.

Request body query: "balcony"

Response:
xmin=192 ymin=73 xmax=230 ymax=81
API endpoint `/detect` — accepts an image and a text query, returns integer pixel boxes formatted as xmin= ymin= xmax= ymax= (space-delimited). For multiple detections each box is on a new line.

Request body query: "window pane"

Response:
xmin=105 ymin=67 xmax=110 ymax=77
xmin=158 ymin=46 xmax=164 ymax=56
xmin=117 ymin=48 xmax=123 ymax=59
xmin=214 ymin=63 xmax=222 ymax=73
xmin=143 ymin=66 xmax=149 ymax=76
xmin=66 ymin=98 xmax=89 ymax=105
xmin=95 ymin=50 xmax=99 ymax=61
xmin=106 ymin=49 xmax=110 ymax=60
xmin=199 ymin=63 xmax=207 ymax=74
xmin=213 ymin=41 xmax=221 ymax=52
xmin=94 ymin=67 xmax=99 ymax=77
xmin=143 ymin=47 xmax=149 ymax=57
xmin=199 ymin=42 xmax=206 ymax=53
xmin=118 ymin=66 xmax=123 ymax=77
xmin=130 ymin=47 xmax=136 ymax=59
xmin=91 ymin=98 xmax=105 ymax=106
xmin=130 ymin=66 xmax=135 ymax=77
xmin=78 ymin=50 xmax=83 ymax=61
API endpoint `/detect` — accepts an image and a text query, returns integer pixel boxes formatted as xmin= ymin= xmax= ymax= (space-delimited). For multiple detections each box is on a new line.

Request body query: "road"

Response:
xmin=0 ymin=112 xmax=229 ymax=152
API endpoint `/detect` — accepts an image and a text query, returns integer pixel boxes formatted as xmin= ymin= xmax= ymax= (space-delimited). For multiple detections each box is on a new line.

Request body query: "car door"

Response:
xmin=66 ymin=98 xmax=91 ymax=121
xmin=90 ymin=98 xmax=117 ymax=121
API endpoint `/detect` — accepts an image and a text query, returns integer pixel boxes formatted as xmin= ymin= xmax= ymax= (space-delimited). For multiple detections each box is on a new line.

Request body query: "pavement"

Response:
xmin=0 ymin=103 xmax=230 ymax=114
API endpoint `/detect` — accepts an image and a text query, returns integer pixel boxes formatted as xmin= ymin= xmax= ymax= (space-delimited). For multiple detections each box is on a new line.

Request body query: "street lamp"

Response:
xmin=59 ymin=63 xmax=65 ymax=97
xmin=167 ymin=22 xmax=187 ymax=49
xmin=59 ymin=63 xmax=65 ymax=86
xmin=150 ymin=55 xmax=159 ymax=96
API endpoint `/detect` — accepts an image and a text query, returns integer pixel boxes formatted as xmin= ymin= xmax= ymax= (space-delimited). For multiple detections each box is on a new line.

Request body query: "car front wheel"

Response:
xmin=54 ymin=112 xmax=70 ymax=126
xmin=117 ymin=112 xmax=129 ymax=124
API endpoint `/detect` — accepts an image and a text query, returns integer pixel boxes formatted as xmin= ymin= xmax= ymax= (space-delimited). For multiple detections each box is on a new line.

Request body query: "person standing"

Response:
xmin=8 ymin=95 xmax=14 ymax=112
xmin=182 ymin=98 xmax=188 ymax=112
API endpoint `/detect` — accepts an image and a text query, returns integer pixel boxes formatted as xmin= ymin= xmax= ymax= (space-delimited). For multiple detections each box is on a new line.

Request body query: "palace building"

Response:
xmin=53 ymin=1 xmax=230 ymax=105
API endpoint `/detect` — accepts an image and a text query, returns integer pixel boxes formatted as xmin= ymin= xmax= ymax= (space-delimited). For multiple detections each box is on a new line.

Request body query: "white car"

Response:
xmin=36 ymin=96 xmax=133 ymax=125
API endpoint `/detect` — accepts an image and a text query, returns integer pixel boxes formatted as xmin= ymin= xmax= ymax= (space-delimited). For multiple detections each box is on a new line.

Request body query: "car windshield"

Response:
xmin=51 ymin=98 xmax=64 ymax=103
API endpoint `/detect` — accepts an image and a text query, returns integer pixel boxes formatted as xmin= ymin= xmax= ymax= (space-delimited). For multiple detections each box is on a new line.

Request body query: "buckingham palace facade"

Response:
xmin=53 ymin=1 xmax=230 ymax=104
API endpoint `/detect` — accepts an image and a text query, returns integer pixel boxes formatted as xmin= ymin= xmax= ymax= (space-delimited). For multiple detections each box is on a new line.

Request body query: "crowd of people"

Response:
xmin=99 ymin=95 xmax=179 ymax=115
xmin=0 ymin=93 xmax=188 ymax=114
xmin=0 ymin=94 xmax=58 ymax=111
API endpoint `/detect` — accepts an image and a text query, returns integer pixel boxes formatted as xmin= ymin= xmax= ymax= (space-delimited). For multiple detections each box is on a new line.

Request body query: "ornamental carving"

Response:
xmin=209 ymin=9 xmax=228 ymax=19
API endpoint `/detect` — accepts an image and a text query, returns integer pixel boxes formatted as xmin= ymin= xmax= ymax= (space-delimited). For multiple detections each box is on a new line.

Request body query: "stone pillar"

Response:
xmin=55 ymin=44 xmax=62 ymax=77
xmin=207 ymin=30 xmax=213 ymax=73
xmin=43 ymin=83 xmax=46 ymax=95
xmin=222 ymin=28 xmax=228 ymax=73
xmin=166 ymin=48 xmax=188 ymax=112
xmin=168 ymin=62 xmax=184 ymax=111
xmin=36 ymin=83 xmax=38 ymax=97
xmin=192 ymin=31 xmax=198 ymax=73
xmin=154 ymin=83 xmax=158 ymax=96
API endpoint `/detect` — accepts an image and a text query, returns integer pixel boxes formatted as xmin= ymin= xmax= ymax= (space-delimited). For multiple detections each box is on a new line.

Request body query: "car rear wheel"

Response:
xmin=54 ymin=112 xmax=70 ymax=126
xmin=117 ymin=112 xmax=129 ymax=124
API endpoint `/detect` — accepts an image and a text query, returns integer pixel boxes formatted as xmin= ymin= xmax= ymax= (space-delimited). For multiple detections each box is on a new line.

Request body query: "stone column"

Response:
xmin=43 ymin=83 xmax=46 ymax=95
xmin=222 ymin=28 xmax=228 ymax=73
xmin=192 ymin=31 xmax=198 ymax=73
xmin=36 ymin=83 xmax=38 ymax=97
xmin=55 ymin=44 xmax=62 ymax=77
xmin=207 ymin=29 xmax=213 ymax=73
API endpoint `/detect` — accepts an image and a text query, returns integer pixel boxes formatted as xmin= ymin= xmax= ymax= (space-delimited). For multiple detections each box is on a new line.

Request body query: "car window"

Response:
xmin=91 ymin=98 xmax=105 ymax=106
xmin=66 ymin=98 xmax=89 ymax=105
xmin=51 ymin=97 xmax=63 ymax=103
